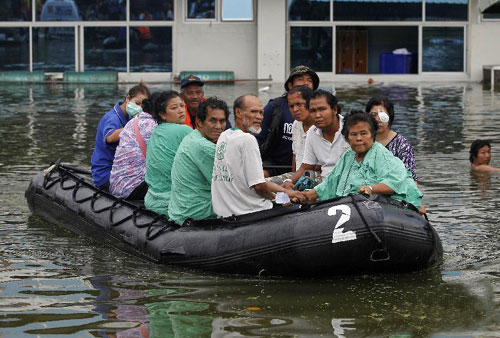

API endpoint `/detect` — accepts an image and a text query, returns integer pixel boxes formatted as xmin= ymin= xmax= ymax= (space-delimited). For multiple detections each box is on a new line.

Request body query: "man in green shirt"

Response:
xmin=168 ymin=97 xmax=229 ymax=225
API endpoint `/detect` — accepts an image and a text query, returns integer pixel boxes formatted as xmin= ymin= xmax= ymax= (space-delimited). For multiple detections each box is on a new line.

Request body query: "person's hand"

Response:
xmin=419 ymin=204 xmax=427 ymax=215
xmin=358 ymin=185 xmax=373 ymax=196
xmin=289 ymin=191 xmax=307 ymax=204
xmin=283 ymin=180 xmax=294 ymax=190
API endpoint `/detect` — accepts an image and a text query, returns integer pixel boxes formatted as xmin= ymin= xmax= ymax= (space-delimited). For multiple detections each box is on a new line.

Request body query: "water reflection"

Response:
xmin=2 ymin=82 xmax=500 ymax=335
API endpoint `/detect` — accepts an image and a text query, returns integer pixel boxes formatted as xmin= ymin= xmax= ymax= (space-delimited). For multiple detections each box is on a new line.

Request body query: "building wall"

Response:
xmin=469 ymin=23 xmax=500 ymax=81
xmin=174 ymin=0 xmax=257 ymax=79
xmin=257 ymin=0 xmax=287 ymax=83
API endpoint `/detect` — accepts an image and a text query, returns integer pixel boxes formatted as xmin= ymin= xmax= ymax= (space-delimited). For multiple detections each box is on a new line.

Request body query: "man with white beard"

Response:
xmin=211 ymin=94 xmax=300 ymax=217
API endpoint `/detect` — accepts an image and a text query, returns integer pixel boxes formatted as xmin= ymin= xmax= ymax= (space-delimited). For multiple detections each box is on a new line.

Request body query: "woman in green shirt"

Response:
xmin=299 ymin=111 xmax=422 ymax=209
xmin=144 ymin=91 xmax=193 ymax=216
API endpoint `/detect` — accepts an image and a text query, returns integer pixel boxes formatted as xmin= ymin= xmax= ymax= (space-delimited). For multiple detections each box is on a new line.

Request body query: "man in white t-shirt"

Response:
xmin=212 ymin=94 xmax=300 ymax=218
xmin=285 ymin=89 xmax=350 ymax=189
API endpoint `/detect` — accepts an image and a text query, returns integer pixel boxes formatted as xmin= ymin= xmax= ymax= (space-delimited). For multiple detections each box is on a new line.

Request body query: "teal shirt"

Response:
xmin=144 ymin=123 xmax=192 ymax=216
xmin=168 ymin=129 xmax=217 ymax=225
xmin=315 ymin=142 xmax=423 ymax=208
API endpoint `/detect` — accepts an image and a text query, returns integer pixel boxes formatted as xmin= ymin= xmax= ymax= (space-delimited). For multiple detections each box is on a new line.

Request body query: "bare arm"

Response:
xmin=253 ymin=182 xmax=275 ymax=200
xmin=291 ymin=155 xmax=296 ymax=172
xmin=105 ymin=128 xmax=123 ymax=144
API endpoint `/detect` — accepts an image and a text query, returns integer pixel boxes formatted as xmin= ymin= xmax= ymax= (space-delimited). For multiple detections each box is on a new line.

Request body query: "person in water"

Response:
xmin=212 ymin=94 xmax=301 ymax=218
xmin=295 ymin=111 xmax=422 ymax=210
xmin=91 ymin=82 xmax=150 ymax=191
xmin=109 ymin=92 xmax=160 ymax=201
xmin=469 ymin=139 xmax=500 ymax=172
xmin=168 ymin=97 xmax=229 ymax=225
xmin=365 ymin=95 xmax=418 ymax=182
xmin=144 ymin=91 xmax=193 ymax=216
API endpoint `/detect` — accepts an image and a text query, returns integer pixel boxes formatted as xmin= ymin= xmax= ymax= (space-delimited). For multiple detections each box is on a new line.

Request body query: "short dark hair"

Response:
xmin=197 ymin=97 xmax=230 ymax=122
xmin=365 ymin=96 xmax=395 ymax=127
xmin=287 ymin=85 xmax=313 ymax=103
xmin=233 ymin=94 xmax=258 ymax=119
xmin=469 ymin=139 xmax=491 ymax=163
xmin=342 ymin=110 xmax=378 ymax=142
xmin=309 ymin=89 xmax=341 ymax=115
xmin=143 ymin=90 xmax=180 ymax=124
xmin=127 ymin=80 xmax=150 ymax=100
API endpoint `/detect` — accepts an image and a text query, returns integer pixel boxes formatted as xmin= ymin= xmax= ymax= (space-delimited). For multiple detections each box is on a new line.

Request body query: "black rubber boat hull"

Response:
xmin=25 ymin=164 xmax=443 ymax=277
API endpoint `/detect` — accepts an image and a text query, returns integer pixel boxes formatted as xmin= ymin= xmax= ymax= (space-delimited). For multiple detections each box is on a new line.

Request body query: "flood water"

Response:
xmin=1 ymin=81 xmax=500 ymax=337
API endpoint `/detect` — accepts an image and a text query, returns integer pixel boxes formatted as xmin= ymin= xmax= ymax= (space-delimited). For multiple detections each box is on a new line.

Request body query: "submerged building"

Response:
xmin=0 ymin=0 xmax=499 ymax=83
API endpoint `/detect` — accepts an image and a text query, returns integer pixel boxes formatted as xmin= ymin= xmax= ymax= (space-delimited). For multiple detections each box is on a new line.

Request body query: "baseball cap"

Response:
xmin=180 ymin=75 xmax=204 ymax=89
xmin=284 ymin=65 xmax=320 ymax=91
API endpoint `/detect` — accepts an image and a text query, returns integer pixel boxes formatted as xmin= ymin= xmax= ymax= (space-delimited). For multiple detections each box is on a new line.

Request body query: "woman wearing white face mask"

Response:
xmin=91 ymin=81 xmax=150 ymax=191
xmin=365 ymin=96 xmax=418 ymax=183
xmin=109 ymin=92 xmax=162 ymax=201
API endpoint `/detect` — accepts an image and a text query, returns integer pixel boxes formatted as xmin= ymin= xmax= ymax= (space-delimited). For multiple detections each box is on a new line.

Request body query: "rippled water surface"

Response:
xmin=1 ymin=81 xmax=500 ymax=337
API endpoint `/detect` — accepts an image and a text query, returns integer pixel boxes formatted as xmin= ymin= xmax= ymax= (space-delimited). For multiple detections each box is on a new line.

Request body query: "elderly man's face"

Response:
xmin=181 ymin=84 xmax=204 ymax=112
xmin=237 ymin=96 xmax=264 ymax=134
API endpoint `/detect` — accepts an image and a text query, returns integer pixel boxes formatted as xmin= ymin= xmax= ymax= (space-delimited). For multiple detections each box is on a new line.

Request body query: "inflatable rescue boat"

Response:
xmin=25 ymin=162 xmax=443 ymax=277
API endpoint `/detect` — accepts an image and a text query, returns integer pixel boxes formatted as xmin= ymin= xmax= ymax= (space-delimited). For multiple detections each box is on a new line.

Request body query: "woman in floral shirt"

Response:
xmin=365 ymin=96 xmax=418 ymax=182
xmin=109 ymin=93 xmax=160 ymax=200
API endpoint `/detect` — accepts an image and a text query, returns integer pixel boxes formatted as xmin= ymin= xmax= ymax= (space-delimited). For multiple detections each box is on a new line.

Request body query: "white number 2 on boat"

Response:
xmin=328 ymin=205 xmax=357 ymax=244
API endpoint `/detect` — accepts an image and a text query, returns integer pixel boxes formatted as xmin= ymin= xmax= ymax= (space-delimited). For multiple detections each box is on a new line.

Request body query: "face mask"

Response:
xmin=377 ymin=109 xmax=390 ymax=123
xmin=126 ymin=101 xmax=143 ymax=117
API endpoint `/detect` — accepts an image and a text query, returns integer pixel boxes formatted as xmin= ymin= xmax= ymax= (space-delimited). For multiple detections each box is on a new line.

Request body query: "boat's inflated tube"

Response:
xmin=25 ymin=163 xmax=443 ymax=277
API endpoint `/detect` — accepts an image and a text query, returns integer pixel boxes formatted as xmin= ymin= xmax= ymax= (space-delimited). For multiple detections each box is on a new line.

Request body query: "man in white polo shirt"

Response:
xmin=285 ymin=89 xmax=350 ymax=188
xmin=212 ymin=94 xmax=300 ymax=218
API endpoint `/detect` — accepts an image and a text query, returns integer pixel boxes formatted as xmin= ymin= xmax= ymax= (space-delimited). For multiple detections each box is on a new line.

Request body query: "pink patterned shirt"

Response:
xmin=109 ymin=112 xmax=157 ymax=199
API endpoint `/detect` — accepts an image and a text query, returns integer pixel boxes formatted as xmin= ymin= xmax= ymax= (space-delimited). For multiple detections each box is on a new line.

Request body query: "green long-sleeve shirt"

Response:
xmin=168 ymin=129 xmax=216 ymax=225
xmin=315 ymin=142 xmax=422 ymax=208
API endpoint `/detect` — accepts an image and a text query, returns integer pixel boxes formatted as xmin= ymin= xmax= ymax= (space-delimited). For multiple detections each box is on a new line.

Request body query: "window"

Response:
xmin=425 ymin=0 xmax=468 ymax=21
xmin=84 ymin=27 xmax=126 ymax=71
xmin=0 ymin=0 xmax=31 ymax=21
xmin=482 ymin=2 xmax=500 ymax=19
xmin=222 ymin=0 xmax=253 ymax=21
xmin=288 ymin=0 xmax=330 ymax=21
xmin=131 ymin=0 xmax=174 ymax=21
xmin=290 ymin=27 xmax=333 ymax=72
xmin=336 ymin=26 xmax=418 ymax=74
xmin=187 ymin=0 xmax=216 ymax=19
xmin=334 ymin=0 xmax=422 ymax=21
xmin=130 ymin=26 xmax=172 ymax=72
xmin=33 ymin=27 xmax=75 ymax=72
xmin=422 ymin=27 xmax=464 ymax=72
xmin=37 ymin=0 xmax=126 ymax=21
xmin=0 ymin=28 xmax=29 ymax=70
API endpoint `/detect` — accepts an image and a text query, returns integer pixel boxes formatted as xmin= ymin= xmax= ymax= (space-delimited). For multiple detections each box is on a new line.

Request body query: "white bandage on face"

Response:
xmin=377 ymin=109 xmax=390 ymax=123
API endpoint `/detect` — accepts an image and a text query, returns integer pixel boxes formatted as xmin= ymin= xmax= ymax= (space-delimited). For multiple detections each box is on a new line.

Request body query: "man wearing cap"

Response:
xmin=179 ymin=74 xmax=231 ymax=130
xmin=255 ymin=65 xmax=319 ymax=177
xmin=180 ymin=75 xmax=206 ymax=129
